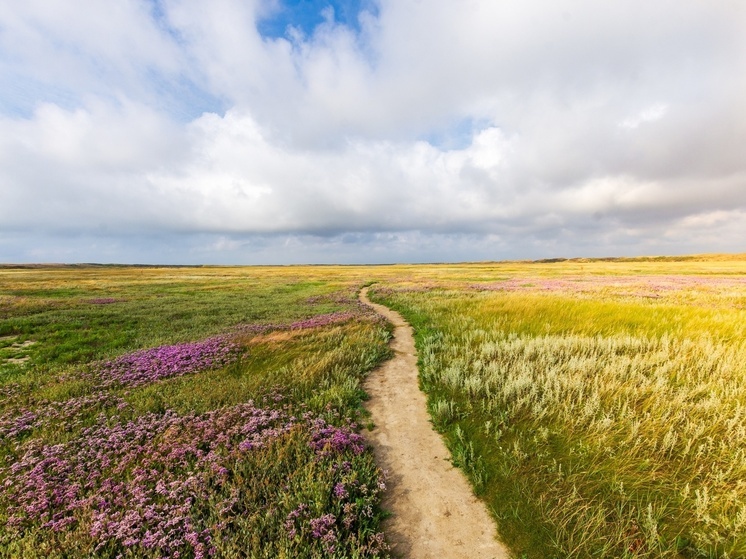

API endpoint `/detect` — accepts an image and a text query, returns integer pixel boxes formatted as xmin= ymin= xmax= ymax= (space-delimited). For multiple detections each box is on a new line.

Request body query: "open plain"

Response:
xmin=1 ymin=255 xmax=746 ymax=558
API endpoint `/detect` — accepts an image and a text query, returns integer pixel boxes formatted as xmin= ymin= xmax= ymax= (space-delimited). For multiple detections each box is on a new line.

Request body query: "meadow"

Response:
xmin=370 ymin=256 xmax=746 ymax=558
xmin=0 ymin=266 xmax=393 ymax=558
xmin=2 ymin=256 xmax=746 ymax=558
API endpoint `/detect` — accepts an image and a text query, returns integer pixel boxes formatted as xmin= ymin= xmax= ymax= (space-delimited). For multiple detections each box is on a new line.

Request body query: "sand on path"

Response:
xmin=360 ymin=287 xmax=510 ymax=559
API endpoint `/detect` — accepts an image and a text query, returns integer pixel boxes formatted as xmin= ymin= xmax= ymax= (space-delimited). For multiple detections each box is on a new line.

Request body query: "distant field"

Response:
xmin=1 ymin=257 xmax=745 ymax=558
xmin=371 ymin=256 xmax=746 ymax=558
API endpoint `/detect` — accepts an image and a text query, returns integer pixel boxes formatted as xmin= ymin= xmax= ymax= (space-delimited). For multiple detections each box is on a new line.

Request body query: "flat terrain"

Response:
xmin=370 ymin=257 xmax=746 ymax=558
xmin=0 ymin=267 xmax=393 ymax=558
xmin=1 ymin=255 xmax=745 ymax=558
xmin=361 ymin=288 xmax=508 ymax=559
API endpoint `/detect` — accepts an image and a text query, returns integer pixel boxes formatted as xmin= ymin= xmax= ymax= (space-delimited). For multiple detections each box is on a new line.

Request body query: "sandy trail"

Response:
xmin=360 ymin=287 xmax=510 ymax=559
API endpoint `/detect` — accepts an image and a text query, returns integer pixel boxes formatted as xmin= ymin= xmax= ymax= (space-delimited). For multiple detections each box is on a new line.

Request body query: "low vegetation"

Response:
xmin=0 ymin=266 xmax=391 ymax=558
xmin=372 ymin=265 xmax=746 ymax=558
xmin=2 ymin=257 xmax=746 ymax=558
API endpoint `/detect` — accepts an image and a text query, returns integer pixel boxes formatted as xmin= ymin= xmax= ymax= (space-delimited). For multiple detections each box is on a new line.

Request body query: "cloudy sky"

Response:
xmin=1 ymin=0 xmax=745 ymax=264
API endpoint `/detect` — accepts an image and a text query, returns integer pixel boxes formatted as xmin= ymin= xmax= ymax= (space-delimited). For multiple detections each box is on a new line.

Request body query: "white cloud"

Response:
xmin=1 ymin=0 xmax=746 ymax=262
xmin=0 ymin=1 xmax=183 ymax=106
xmin=619 ymin=104 xmax=669 ymax=129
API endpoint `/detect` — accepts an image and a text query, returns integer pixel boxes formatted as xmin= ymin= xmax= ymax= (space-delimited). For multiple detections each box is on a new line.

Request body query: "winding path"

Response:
xmin=360 ymin=287 xmax=510 ymax=559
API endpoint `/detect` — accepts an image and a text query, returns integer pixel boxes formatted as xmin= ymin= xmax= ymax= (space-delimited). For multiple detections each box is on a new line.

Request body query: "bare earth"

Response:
xmin=360 ymin=287 xmax=510 ymax=559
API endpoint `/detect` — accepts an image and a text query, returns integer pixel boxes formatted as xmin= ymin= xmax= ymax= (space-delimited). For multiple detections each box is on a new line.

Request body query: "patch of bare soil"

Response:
xmin=5 ymin=356 xmax=30 ymax=364
xmin=1 ymin=338 xmax=35 ymax=365
xmin=360 ymin=288 xmax=510 ymax=559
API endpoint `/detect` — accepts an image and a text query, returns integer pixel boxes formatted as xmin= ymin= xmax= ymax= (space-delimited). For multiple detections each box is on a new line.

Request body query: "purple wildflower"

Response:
xmin=0 ymin=402 xmax=296 ymax=556
xmin=308 ymin=419 xmax=365 ymax=458
xmin=333 ymin=482 xmax=348 ymax=500
xmin=93 ymin=336 xmax=240 ymax=388
xmin=235 ymin=310 xmax=362 ymax=336
xmin=310 ymin=513 xmax=338 ymax=553
xmin=284 ymin=503 xmax=309 ymax=539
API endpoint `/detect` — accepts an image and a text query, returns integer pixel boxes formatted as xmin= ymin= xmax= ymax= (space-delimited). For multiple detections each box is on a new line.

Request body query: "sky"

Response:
xmin=1 ymin=0 xmax=745 ymax=264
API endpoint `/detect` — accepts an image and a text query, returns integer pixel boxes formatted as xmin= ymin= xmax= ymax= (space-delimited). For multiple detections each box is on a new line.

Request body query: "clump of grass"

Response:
xmin=429 ymin=398 xmax=459 ymax=430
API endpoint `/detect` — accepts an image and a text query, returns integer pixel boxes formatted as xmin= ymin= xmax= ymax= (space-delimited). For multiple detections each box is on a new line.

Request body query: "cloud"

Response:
xmin=1 ymin=0 xmax=745 ymax=263
xmin=618 ymin=104 xmax=668 ymax=130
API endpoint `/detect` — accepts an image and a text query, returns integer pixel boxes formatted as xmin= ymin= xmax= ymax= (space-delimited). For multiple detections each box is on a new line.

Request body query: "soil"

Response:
xmin=5 ymin=356 xmax=30 ymax=364
xmin=360 ymin=287 xmax=510 ymax=559
xmin=1 ymin=339 xmax=35 ymax=365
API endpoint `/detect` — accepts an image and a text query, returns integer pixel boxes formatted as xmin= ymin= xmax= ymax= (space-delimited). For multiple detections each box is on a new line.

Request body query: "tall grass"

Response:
xmin=373 ymin=278 xmax=746 ymax=558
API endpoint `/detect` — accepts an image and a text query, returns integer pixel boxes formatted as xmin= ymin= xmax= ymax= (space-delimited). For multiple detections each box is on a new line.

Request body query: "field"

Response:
xmin=370 ymin=257 xmax=746 ymax=558
xmin=2 ymin=257 xmax=746 ymax=558
xmin=0 ymin=266 xmax=394 ymax=558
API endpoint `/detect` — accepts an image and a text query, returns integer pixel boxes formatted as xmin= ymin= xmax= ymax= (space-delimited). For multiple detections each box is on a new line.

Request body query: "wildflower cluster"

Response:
xmin=1 ymin=397 xmax=390 ymax=557
xmin=3 ymin=402 xmax=288 ymax=554
xmin=289 ymin=311 xmax=360 ymax=330
xmin=93 ymin=336 xmax=240 ymax=388
xmin=469 ymin=275 xmax=746 ymax=299
xmin=2 ymin=400 xmax=390 ymax=557
xmin=282 ymin=452 xmax=389 ymax=557
xmin=1 ymin=320 xmax=391 ymax=558
xmin=236 ymin=310 xmax=360 ymax=335
xmin=308 ymin=418 xmax=366 ymax=458
xmin=0 ymin=279 xmax=397 ymax=558
xmin=1 ymin=392 xmax=125 ymax=442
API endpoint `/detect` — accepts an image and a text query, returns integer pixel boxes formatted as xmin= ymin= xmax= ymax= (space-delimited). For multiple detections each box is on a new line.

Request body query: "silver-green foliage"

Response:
xmin=391 ymin=290 xmax=746 ymax=558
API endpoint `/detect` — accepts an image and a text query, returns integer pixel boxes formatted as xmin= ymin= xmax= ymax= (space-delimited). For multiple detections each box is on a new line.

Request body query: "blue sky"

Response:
xmin=257 ymin=0 xmax=376 ymax=39
xmin=1 ymin=1 xmax=745 ymax=264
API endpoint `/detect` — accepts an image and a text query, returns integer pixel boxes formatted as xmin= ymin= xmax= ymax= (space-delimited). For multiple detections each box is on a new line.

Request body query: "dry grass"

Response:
xmin=371 ymin=256 xmax=746 ymax=558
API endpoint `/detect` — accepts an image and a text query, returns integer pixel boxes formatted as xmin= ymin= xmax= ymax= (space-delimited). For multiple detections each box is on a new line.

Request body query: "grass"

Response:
xmin=2 ymin=257 xmax=746 ymax=558
xmin=0 ymin=266 xmax=364 ymax=377
xmin=0 ymin=266 xmax=392 ymax=558
xmin=370 ymin=261 xmax=746 ymax=558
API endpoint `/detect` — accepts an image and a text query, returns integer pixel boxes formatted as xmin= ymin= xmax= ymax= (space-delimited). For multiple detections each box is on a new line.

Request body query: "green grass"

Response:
xmin=0 ymin=267 xmax=363 ymax=380
xmin=0 ymin=266 xmax=392 ymax=558
xmin=371 ymin=272 xmax=746 ymax=559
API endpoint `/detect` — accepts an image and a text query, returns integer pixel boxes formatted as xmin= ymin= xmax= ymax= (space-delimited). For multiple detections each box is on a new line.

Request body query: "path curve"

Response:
xmin=360 ymin=287 xmax=510 ymax=559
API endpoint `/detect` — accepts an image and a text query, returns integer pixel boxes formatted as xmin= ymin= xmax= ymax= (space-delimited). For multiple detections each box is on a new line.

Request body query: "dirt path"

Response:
xmin=360 ymin=287 xmax=510 ymax=559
